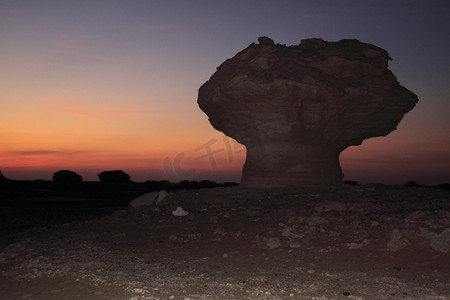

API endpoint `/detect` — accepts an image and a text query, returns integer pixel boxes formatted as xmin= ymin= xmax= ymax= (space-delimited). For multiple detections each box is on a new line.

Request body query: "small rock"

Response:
xmin=172 ymin=207 xmax=189 ymax=217
xmin=387 ymin=238 xmax=408 ymax=251
xmin=281 ymin=227 xmax=304 ymax=239
xmin=289 ymin=242 xmax=302 ymax=249
xmin=345 ymin=239 xmax=370 ymax=249
xmin=155 ymin=190 xmax=169 ymax=206
xmin=387 ymin=229 xmax=408 ymax=251
xmin=430 ymin=228 xmax=450 ymax=253
xmin=280 ymin=228 xmax=292 ymax=237
xmin=370 ymin=221 xmax=380 ymax=227
xmin=266 ymin=237 xmax=281 ymax=249
xmin=307 ymin=216 xmax=329 ymax=226
xmin=132 ymin=288 xmax=144 ymax=294
xmin=130 ymin=192 xmax=158 ymax=208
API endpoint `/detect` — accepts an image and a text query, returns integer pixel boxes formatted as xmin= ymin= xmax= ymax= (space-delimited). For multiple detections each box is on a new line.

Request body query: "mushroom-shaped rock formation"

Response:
xmin=198 ymin=37 xmax=418 ymax=188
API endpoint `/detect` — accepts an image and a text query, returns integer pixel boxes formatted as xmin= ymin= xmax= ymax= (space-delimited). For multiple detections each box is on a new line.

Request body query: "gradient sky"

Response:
xmin=1 ymin=0 xmax=449 ymax=184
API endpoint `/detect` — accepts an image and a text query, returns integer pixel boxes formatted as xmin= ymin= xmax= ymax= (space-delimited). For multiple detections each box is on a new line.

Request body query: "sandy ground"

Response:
xmin=1 ymin=184 xmax=449 ymax=299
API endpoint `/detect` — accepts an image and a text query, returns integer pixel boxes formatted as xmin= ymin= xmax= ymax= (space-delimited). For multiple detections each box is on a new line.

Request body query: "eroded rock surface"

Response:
xmin=198 ymin=37 xmax=418 ymax=187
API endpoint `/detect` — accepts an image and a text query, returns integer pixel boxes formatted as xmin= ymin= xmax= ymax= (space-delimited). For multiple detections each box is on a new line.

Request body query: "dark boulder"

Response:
xmin=97 ymin=170 xmax=131 ymax=184
xmin=52 ymin=170 xmax=83 ymax=184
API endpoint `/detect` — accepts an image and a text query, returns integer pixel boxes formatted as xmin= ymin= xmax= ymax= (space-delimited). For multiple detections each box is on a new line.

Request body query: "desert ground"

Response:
xmin=1 ymin=182 xmax=449 ymax=299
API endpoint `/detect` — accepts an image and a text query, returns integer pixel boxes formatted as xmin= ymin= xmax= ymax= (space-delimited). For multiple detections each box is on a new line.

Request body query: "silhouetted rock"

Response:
xmin=405 ymin=181 xmax=421 ymax=188
xmin=97 ymin=170 xmax=131 ymax=184
xmin=144 ymin=180 xmax=173 ymax=190
xmin=198 ymin=37 xmax=418 ymax=188
xmin=344 ymin=180 xmax=359 ymax=186
xmin=52 ymin=170 xmax=83 ymax=184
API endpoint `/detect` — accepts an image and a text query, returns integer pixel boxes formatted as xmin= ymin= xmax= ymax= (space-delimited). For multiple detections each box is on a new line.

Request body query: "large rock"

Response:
xmin=198 ymin=37 xmax=418 ymax=188
xmin=52 ymin=170 xmax=83 ymax=184
xmin=98 ymin=170 xmax=131 ymax=184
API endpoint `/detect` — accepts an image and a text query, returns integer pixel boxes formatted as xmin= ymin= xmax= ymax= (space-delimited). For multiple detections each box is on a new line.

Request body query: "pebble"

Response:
xmin=387 ymin=229 xmax=408 ymax=251
xmin=172 ymin=207 xmax=189 ymax=217
xmin=290 ymin=242 xmax=302 ymax=249
xmin=132 ymin=288 xmax=144 ymax=294
xmin=345 ymin=239 xmax=370 ymax=249
xmin=266 ymin=237 xmax=281 ymax=249
xmin=307 ymin=216 xmax=329 ymax=226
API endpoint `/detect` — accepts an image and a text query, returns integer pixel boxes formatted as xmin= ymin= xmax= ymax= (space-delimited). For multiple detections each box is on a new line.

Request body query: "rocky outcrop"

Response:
xmin=198 ymin=37 xmax=418 ymax=188
xmin=52 ymin=170 xmax=83 ymax=184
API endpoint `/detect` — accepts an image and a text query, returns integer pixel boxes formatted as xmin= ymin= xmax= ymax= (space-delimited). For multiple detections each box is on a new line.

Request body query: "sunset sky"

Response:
xmin=1 ymin=0 xmax=449 ymax=185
